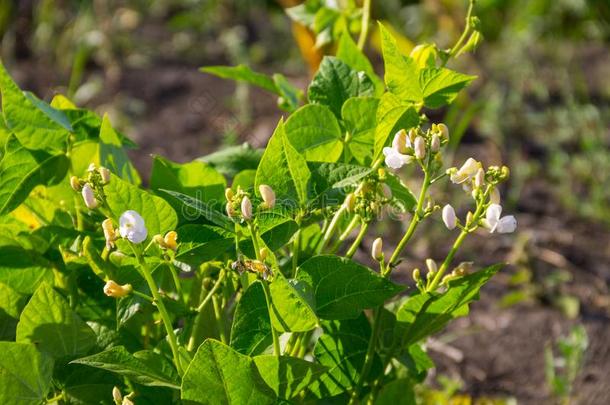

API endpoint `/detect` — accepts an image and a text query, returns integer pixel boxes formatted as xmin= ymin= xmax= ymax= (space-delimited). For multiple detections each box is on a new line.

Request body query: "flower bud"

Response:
xmin=102 ymin=219 xmax=116 ymax=250
xmin=87 ymin=163 xmax=97 ymax=172
xmin=437 ymin=123 xmax=449 ymax=139
xmin=430 ymin=134 xmax=440 ymax=152
xmin=70 ymin=176 xmax=82 ymax=191
xmin=453 ymin=261 xmax=473 ymax=276
xmin=153 ymin=234 xmax=166 ymax=247
xmin=490 ymin=188 xmax=501 ymax=204
xmin=99 ymin=167 xmax=111 ymax=184
xmin=425 ymin=258 xmax=437 ymax=275
xmin=225 ymin=188 xmax=234 ymax=201
xmin=81 ymin=184 xmax=98 ymax=209
xmin=343 ymin=193 xmax=356 ymax=212
xmin=371 ymin=237 xmax=383 ymax=261
xmin=442 ymin=204 xmax=457 ymax=230
xmin=414 ymin=136 xmax=426 ymax=160
xmin=392 ymin=129 xmax=409 ymax=153
xmin=164 ymin=231 xmax=178 ymax=251
xmin=466 ymin=211 xmax=474 ymax=225
xmin=259 ymin=184 xmax=276 ymax=209
xmin=412 ymin=268 xmax=421 ymax=282
xmin=241 ymin=196 xmax=253 ymax=220
xmin=226 ymin=202 xmax=235 ymax=217
xmin=103 ymin=280 xmax=132 ymax=298
xmin=500 ymin=166 xmax=510 ymax=181
xmin=122 ymin=396 xmax=135 ymax=405
xmin=259 ymin=247 xmax=268 ymax=261
xmin=474 ymin=168 xmax=485 ymax=188
xmin=112 ymin=387 xmax=123 ymax=404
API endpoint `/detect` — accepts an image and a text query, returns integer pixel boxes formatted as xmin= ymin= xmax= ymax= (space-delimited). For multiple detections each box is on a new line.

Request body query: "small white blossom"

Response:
xmin=383 ymin=147 xmax=413 ymax=170
xmin=119 ymin=210 xmax=148 ymax=243
xmin=474 ymin=168 xmax=485 ymax=188
xmin=414 ymin=136 xmax=426 ymax=159
xmin=103 ymin=280 xmax=132 ymax=298
xmin=392 ymin=129 xmax=410 ymax=153
xmin=484 ymin=204 xmax=517 ymax=234
xmin=450 ymin=158 xmax=482 ymax=185
xmin=442 ymin=204 xmax=457 ymax=230
xmin=81 ymin=184 xmax=98 ymax=209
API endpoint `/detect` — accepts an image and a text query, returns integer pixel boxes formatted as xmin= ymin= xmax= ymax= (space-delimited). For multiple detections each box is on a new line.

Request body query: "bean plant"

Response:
xmin=0 ymin=4 xmax=517 ymax=404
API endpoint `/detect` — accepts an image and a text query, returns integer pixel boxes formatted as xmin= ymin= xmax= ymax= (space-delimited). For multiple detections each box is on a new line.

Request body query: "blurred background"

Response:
xmin=1 ymin=0 xmax=609 ymax=403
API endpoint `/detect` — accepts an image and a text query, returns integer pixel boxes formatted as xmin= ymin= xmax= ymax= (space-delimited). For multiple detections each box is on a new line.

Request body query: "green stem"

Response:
xmin=345 ymin=221 xmax=369 ymax=258
xmin=187 ymin=270 xmax=226 ymax=352
xmin=46 ymin=392 xmax=64 ymax=403
xmin=212 ymin=294 xmax=227 ymax=344
xmin=262 ymin=280 xmax=281 ymax=356
xmin=317 ymin=205 xmax=347 ymax=253
xmin=167 ymin=261 xmax=184 ymax=304
xmin=130 ymin=244 xmax=184 ymax=375
xmin=350 ymin=306 xmax=382 ymax=403
xmin=132 ymin=289 xmax=154 ymax=303
xmin=357 ymin=0 xmax=372 ymax=50
xmin=195 ymin=270 xmax=226 ymax=313
xmin=445 ymin=0 xmax=476 ymax=64
xmin=292 ymin=228 xmax=301 ymax=277
xmin=387 ymin=169 xmax=431 ymax=267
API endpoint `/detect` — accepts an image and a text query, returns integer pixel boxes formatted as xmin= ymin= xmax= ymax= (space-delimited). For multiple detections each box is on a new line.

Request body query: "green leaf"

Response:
xmin=0 ymin=342 xmax=54 ymax=404
xmin=341 ymin=97 xmax=379 ymax=165
xmin=379 ymin=24 xmax=421 ymax=103
xmin=396 ymin=264 xmax=502 ymax=346
xmin=0 ymin=135 xmax=69 ymax=216
xmin=201 ymin=65 xmax=278 ymax=94
xmin=230 ymin=281 xmax=272 ymax=356
xmin=232 ymin=169 xmax=256 ymax=191
xmin=16 ymin=282 xmax=97 ymax=359
xmin=62 ymin=368 xmax=120 ymax=405
xmin=160 ymin=189 xmax=234 ymax=231
xmin=308 ymin=162 xmax=372 ymax=208
xmin=99 ymin=114 xmax=141 ymax=185
xmin=375 ymin=378 xmax=416 ymax=405
xmin=181 ymin=339 xmax=276 ymax=405
xmin=0 ymin=245 xmax=54 ymax=294
xmin=0 ymin=282 xmax=26 ymax=340
xmin=308 ymin=56 xmax=374 ymax=118
xmin=71 ymin=346 xmax=180 ymax=389
xmin=0 ymin=62 xmax=70 ymax=150
xmin=256 ymin=212 xmax=299 ymax=252
xmin=174 ymin=224 xmax=233 ymax=271
xmin=336 ymin=33 xmax=384 ymax=96
xmin=198 ymin=143 xmax=263 ymax=177
xmin=269 ymin=273 xmax=318 ymax=332
xmin=285 ymin=0 xmax=320 ymax=26
xmin=419 ymin=67 xmax=476 ymax=108
xmin=296 ymin=255 xmax=404 ymax=320
xmin=308 ymin=314 xmax=381 ymax=398
xmin=273 ymin=73 xmax=302 ymax=112
xmin=385 ymin=173 xmax=417 ymax=213
xmin=373 ymin=93 xmax=419 ymax=161
xmin=255 ymin=119 xmax=311 ymax=209
xmin=254 ymin=355 xmax=327 ymax=399
xmin=285 ymin=104 xmax=343 ymax=162
xmin=105 ymin=174 xmax=178 ymax=237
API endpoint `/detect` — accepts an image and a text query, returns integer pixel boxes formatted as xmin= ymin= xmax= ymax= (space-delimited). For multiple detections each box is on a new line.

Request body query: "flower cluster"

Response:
xmin=70 ymin=163 xmax=111 ymax=209
xmin=225 ymin=184 xmax=276 ymax=222
xmin=382 ymin=123 xmax=449 ymax=170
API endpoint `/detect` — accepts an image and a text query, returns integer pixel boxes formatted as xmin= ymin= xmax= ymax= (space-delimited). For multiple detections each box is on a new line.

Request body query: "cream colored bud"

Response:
xmin=241 ymin=196 xmax=253 ymax=220
xmin=102 ymin=219 xmax=116 ymax=250
xmin=442 ymin=204 xmax=457 ymax=230
xmin=70 ymin=176 xmax=82 ymax=191
xmin=259 ymin=184 xmax=276 ymax=209
xmin=437 ymin=123 xmax=449 ymax=139
xmin=112 ymin=387 xmax=123 ymax=404
xmin=474 ymin=168 xmax=485 ymax=188
xmin=226 ymin=202 xmax=235 ymax=217
xmin=500 ymin=166 xmax=510 ymax=181
xmin=122 ymin=397 xmax=135 ymax=405
xmin=466 ymin=211 xmax=474 ymax=225
xmin=164 ymin=231 xmax=178 ymax=251
xmin=408 ymin=128 xmax=418 ymax=144
xmin=343 ymin=193 xmax=356 ymax=212
xmin=453 ymin=261 xmax=473 ymax=276
xmin=392 ymin=129 xmax=409 ymax=153
xmin=414 ymin=136 xmax=426 ymax=160
xmin=412 ymin=268 xmax=421 ymax=282
xmin=87 ymin=163 xmax=97 ymax=172
xmin=99 ymin=167 xmax=111 ymax=184
xmin=81 ymin=184 xmax=98 ymax=209
xmin=431 ymin=134 xmax=441 ymax=152
xmin=490 ymin=188 xmax=501 ymax=204
xmin=371 ymin=237 xmax=383 ymax=261
xmin=153 ymin=234 xmax=166 ymax=248
xmin=103 ymin=280 xmax=132 ymax=298
xmin=225 ymin=188 xmax=234 ymax=201
xmin=259 ymin=247 xmax=268 ymax=261
xmin=425 ymin=258 xmax=437 ymax=275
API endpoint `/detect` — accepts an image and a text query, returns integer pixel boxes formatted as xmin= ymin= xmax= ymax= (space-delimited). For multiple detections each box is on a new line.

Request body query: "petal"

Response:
xmin=497 ymin=215 xmax=517 ymax=234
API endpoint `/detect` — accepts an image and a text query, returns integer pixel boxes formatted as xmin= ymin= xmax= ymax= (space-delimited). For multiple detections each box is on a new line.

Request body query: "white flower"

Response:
xmin=119 ymin=210 xmax=148 ymax=243
xmin=392 ymin=129 xmax=410 ymax=153
xmin=442 ymin=204 xmax=457 ymax=230
xmin=414 ymin=136 xmax=426 ymax=159
xmin=484 ymin=204 xmax=517 ymax=234
xmin=450 ymin=158 xmax=482 ymax=185
xmin=81 ymin=184 xmax=98 ymax=209
xmin=383 ymin=147 xmax=413 ymax=170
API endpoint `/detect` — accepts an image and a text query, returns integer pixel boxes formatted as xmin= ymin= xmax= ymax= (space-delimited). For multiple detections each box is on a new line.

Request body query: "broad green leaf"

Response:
xmin=99 ymin=114 xmax=140 ymax=184
xmin=255 ymin=212 xmax=299 ymax=252
xmin=232 ymin=169 xmax=256 ymax=191
xmin=105 ymin=174 xmax=178 ymax=237
xmin=71 ymin=346 xmax=180 ymax=389
xmin=396 ymin=264 xmax=502 ymax=346
xmin=16 ymin=282 xmax=96 ymax=359
xmin=255 ymin=119 xmax=311 ymax=209
xmin=0 ymin=62 xmax=69 ymax=150
xmin=420 ymin=67 xmax=476 ymax=108
xmin=0 ymin=245 xmax=54 ymax=294
xmin=230 ymin=281 xmax=272 ymax=356
xmin=62 ymin=367 xmax=120 ymax=405
xmin=308 ymin=56 xmax=374 ymax=118
xmin=0 ymin=135 xmax=69 ymax=216
xmin=379 ymin=24 xmax=421 ymax=103
xmin=373 ymin=92 xmax=419 ymax=161
xmin=285 ymin=104 xmax=343 ymax=162
xmin=160 ymin=189 xmax=234 ymax=231
xmin=269 ymin=273 xmax=318 ymax=332
xmin=385 ymin=173 xmax=417 ymax=213
xmin=254 ymin=355 xmax=327 ymax=399
xmin=375 ymin=378 xmax=416 ymax=405
xmin=308 ymin=314 xmax=381 ymax=398
xmin=336 ymin=33 xmax=384 ymax=96
xmin=181 ymin=339 xmax=276 ymax=404
xmin=0 ymin=282 xmax=26 ymax=340
xmin=308 ymin=162 xmax=371 ymax=208
xmin=198 ymin=143 xmax=263 ymax=177
xmin=0 ymin=342 xmax=54 ymax=404
xmin=82 ymin=236 xmax=117 ymax=281
xmin=297 ymin=255 xmax=404 ymax=320
xmin=151 ymin=155 xmax=226 ymax=203
xmin=342 ymin=97 xmax=379 ymax=165
xmin=201 ymin=65 xmax=278 ymax=94
xmin=174 ymin=224 xmax=233 ymax=271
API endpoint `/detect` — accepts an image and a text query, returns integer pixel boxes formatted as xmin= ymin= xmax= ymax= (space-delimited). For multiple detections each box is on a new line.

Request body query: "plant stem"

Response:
xmin=212 ymin=294 xmax=227 ymax=344
xmin=130 ymin=244 xmax=184 ymax=375
xmin=345 ymin=221 xmax=369 ymax=258
xmin=292 ymin=228 xmax=301 ymax=276
xmin=187 ymin=270 xmax=226 ymax=351
xmin=357 ymin=0 xmax=372 ymax=50
xmin=318 ymin=205 xmax=347 ymax=253
xmin=195 ymin=270 xmax=226 ymax=313
xmin=445 ymin=0 xmax=476 ymax=63
xmin=350 ymin=306 xmax=382 ymax=403
xmin=167 ymin=260 xmax=184 ymax=304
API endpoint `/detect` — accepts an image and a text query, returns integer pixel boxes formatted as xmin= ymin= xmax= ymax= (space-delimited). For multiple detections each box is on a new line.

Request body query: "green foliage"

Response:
xmin=0 ymin=342 xmax=54 ymax=404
